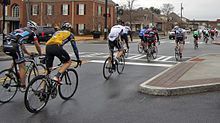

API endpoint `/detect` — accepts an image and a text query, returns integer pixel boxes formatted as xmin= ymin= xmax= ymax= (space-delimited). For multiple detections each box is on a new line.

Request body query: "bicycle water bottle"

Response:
xmin=25 ymin=65 xmax=28 ymax=72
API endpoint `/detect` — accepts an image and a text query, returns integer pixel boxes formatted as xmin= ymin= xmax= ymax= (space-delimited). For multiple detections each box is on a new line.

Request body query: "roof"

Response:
xmin=29 ymin=0 xmax=115 ymax=5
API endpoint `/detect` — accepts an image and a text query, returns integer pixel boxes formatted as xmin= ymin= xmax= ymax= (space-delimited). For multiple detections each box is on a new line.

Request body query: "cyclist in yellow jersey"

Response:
xmin=46 ymin=22 xmax=82 ymax=83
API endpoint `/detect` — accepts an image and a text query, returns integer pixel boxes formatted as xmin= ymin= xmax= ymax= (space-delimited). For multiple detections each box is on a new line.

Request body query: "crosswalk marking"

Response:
xmin=127 ymin=54 xmax=143 ymax=59
xmin=161 ymin=56 xmax=173 ymax=61
xmin=154 ymin=56 xmax=166 ymax=61
xmin=89 ymin=60 xmax=173 ymax=67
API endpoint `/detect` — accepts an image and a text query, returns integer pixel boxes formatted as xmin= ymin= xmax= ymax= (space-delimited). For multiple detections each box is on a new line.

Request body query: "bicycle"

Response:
xmin=145 ymin=41 xmax=158 ymax=62
xmin=123 ymin=48 xmax=129 ymax=58
xmin=174 ymin=45 xmax=181 ymax=61
xmin=138 ymin=41 xmax=145 ymax=53
xmin=194 ymin=38 xmax=198 ymax=50
xmin=0 ymin=53 xmax=46 ymax=103
xmin=204 ymin=35 xmax=209 ymax=44
xmin=24 ymin=57 xmax=81 ymax=113
xmin=103 ymin=50 xmax=125 ymax=80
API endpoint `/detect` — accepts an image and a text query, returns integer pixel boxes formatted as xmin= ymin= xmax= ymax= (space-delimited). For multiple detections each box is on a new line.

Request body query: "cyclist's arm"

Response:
xmin=69 ymin=35 xmax=80 ymax=60
xmin=21 ymin=44 xmax=31 ymax=55
xmin=33 ymin=33 xmax=42 ymax=56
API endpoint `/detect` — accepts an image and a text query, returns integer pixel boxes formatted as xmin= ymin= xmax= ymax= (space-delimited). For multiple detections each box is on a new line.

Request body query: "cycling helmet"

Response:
xmin=174 ymin=26 xmax=179 ymax=30
xmin=61 ymin=22 xmax=73 ymax=30
xmin=27 ymin=21 xmax=38 ymax=29
xmin=149 ymin=25 xmax=154 ymax=29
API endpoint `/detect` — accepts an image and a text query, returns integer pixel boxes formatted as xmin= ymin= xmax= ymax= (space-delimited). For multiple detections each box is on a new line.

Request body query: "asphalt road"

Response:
xmin=0 ymin=35 xmax=220 ymax=123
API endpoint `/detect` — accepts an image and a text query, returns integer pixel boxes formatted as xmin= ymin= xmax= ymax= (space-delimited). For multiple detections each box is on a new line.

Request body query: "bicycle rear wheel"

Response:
xmin=27 ymin=64 xmax=46 ymax=84
xmin=146 ymin=48 xmax=152 ymax=62
xmin=58 ymin=69 xmax=78 ymax=100
xmin=138 ymin=43 xmax=144 ymax=53
xmin=24 ymin=75 xmax=49 ymax=113
xmin=103 ymin=57 xmax=113 ymax=80
xmin=117 ymin=55 xmax=125 ymax=74
xmin=175 ymin=47 xmax=180 ymax=61
xmin=0 ymin=69 xmax=18 ymax=103
xmin=152 ymin=46 xmax=158 ymax=59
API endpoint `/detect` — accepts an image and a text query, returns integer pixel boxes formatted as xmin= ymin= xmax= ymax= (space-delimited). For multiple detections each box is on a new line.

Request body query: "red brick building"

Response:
xmin=188 ymin=19 xmax=220 ymax=29
xmin=0 ymin=0 xmax=116 ymax=35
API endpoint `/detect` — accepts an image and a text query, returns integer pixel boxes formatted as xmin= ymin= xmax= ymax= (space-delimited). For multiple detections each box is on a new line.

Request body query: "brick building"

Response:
xmin=188 ymin=19 xmax=220 ymax=29
xmin=0 ymin=0 xmax=116 ymax=35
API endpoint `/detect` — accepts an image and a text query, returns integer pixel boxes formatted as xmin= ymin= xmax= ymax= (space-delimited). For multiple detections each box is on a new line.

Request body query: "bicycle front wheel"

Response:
xmin=59 ymin=69 xmax=78 ymax=100
xmin=117 ymin=55 xmax=125 ymax=74
xmin=24 ymin=75 xmax=49 ymax=113
xmin=103 ymin=57 xmax=113 ymax=80
xmin=27 ymin=64 xmax=46 ymax=84
xmin=175 ymin=47 xmax=180 ymax=61
xmin=0 ymin=69 xmax=18 ymax=103
xmin=152 ymin=46 xmax=158 ymax=59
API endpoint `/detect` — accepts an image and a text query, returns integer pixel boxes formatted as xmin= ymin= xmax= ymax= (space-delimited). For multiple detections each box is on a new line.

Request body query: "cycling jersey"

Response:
xmin=175 ymin=28 xmax=184 ymax=38
xmin=108 ymin=25 xmax=124 ymax=41
xmin=11 ymin=28 xmax=38 ymax=44
xmin=122 ymin=26 xmax=131 ymax=34
xmin=193 ymin=31 xmax=199 ymax=35
xmin=139 ymin=29 xmax=146 ymax=36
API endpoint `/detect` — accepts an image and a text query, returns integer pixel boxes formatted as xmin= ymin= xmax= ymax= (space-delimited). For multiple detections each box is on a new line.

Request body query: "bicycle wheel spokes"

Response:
xmin=28 ymin=64 xmax=46 ymax=84
xmin=103 ymin=57 xmax=113 ymax=80
xmin=0 ymin=69 xmax=18 ymax=103
xmin=59 ymin=69 xmax=78 ymax=100
xmin=24 ymin=75 xmax=49 ymax=113
xmin=117 ymin=55 xmax=125 ymax=74
xmin=175 ymin=47 xmax=180 ymax=61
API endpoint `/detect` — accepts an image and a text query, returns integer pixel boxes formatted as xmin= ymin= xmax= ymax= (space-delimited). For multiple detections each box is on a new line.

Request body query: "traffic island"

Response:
xmin=139 ymin=54 xmax=220 ymax=96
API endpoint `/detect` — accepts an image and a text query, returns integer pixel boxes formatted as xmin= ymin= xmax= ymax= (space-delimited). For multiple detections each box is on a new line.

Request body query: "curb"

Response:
xmin=139 ymin=53 xmax=220 ymax=96
xmin=212 ymin=41 xmax=220 ymax=45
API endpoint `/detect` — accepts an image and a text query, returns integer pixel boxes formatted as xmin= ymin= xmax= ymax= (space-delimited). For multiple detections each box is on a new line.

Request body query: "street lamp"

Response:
xmin=104 ymin=0 xmax=108 ymax=40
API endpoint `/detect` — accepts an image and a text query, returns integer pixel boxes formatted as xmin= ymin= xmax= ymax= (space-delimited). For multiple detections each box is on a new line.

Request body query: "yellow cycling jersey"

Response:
xmin=46 ymin=30 xmax=74 ymax=45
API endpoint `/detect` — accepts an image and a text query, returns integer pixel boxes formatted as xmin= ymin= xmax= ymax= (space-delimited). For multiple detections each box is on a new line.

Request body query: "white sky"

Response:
xmin=112 ymin=0 xmax=220 ymax=21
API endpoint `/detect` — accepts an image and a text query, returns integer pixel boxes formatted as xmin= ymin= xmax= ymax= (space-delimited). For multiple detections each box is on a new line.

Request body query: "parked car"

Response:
xmin=27 ymin=26 xmax=56 ymax=43
xmin=169 ymin=29 xmax=175 ymax=40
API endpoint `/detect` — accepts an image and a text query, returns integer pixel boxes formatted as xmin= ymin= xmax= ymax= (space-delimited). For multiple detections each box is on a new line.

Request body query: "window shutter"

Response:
xmin=61 ymin=4 xmax=63 ymax=15
xmin=31 ymin=5 xmax=33 ymax=15
xmin=77 ymin=4 xmax=79 ymax=15
xmin=52 ymin=5 xmax=54 ymax=15
xmin=68 ymin=4 xmax=70 ymax=15
xmin=76 ymin=24 xmax=79 ymax=34
xmin=37 ymin=5 xmax=39 ymax=15
xmin=45 ymin=5 xmax=47 ymax=15
xmin=84 ymin=4 xmax=86 ymax=15
xmin=84 ymin=24 xmax=86 ymax=30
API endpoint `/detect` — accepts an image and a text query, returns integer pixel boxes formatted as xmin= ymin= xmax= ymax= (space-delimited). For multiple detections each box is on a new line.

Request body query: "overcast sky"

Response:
xmin=112 ymin=0 xmax=220 ymax=21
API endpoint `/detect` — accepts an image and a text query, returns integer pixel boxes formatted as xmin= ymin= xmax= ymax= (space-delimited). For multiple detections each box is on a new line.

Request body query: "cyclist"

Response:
xmin=210 ymin=28 xmax=215 ymax=40
xmin=199 ymin=28 xmax=203 ymax=39
xmin=139 ymin=25 xmax=148 ymax=43
xmin=108 ymin=21 xmax=124 ymax=65
xmin=174 ymin=26 xmax=185 ymax=58
xmin=144 ymin=25 xmax=159 ymax=52
xmin=215 ymin=28 xmax=218 ymax=37
xmin=4 ymin=21 xmax=43 ymax=88
xmin=121 ymin=22 xmax=131 ymax=50
xmin=203 ymin=29 xmax=209 ymax=41
xmin=193 ymin=29 xmax=199 ymax=48
xmin=45 ymin=22 xmax=82 ymax=83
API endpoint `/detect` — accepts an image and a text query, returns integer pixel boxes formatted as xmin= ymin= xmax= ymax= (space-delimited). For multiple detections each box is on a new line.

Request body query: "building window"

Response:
xmin=77 ymin=24 xmax=85 ymax=34
xmin=107 ymin=8 xmax=110 ymax=14
xmin=47 ymin=24 xmax=52 ymax=27
xmin=32 ymin=4 xmax=39 ymax=15
xmin=77 ymin=4 xmax=86 ymax=15
xmin=98 ymin=24 xmax=101 ymax=31
xmin=202 ymin=23 xmax=207 ymax=26
xmin=12 ymin=4 xmax=19 ymax=17
xmin=98 ymin=6 xmax=102 ymax=16
xmin=217 ymin=23 xmax=220 ymax=26
xmin=62 ymin=4 xmax=69 ymax=15
xmin=47 ymin=4 xmax=53 ymax=15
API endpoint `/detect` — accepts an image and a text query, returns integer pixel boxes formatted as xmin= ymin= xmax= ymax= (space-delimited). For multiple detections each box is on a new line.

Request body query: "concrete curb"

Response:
xmin=139 ymin=53 xmax=220 ymax=96
xmin=212 ymin=41 xmax=220 ymax=45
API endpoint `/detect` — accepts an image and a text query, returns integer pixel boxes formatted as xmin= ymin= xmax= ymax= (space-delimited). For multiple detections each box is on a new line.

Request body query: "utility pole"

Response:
xmin=1 ymin=0 xmax=10 ymax=44
xmin=104 ymin=0 xmax=108 ymax=40
xmin=180 ymin=3 xmax=183 ymax=27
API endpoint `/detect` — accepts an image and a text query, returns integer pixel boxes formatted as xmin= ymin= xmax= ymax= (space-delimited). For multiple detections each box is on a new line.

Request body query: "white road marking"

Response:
xmin=89 ymin=60 xmax=173 ymax=67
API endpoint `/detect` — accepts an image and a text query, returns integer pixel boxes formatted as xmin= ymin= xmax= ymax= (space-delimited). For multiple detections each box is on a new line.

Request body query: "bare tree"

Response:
xmin=126 ymin=0 xmax=138 ymax=25
xmin=161 ymin=3 xmax=174 ymax=17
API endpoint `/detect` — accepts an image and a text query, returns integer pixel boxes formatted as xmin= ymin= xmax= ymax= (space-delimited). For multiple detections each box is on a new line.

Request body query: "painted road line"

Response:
xmin=89 ymin=60 xmax=173 ymax=67
xmin=127 ymin=54 xmax=143 ymax=59
xmin=154 ymin=56 xmax=166 ymax=61
xmin=133 ymin=55 xmax=146 ymax=60
xmin=161 ymin=56 xmax=173 ymax=61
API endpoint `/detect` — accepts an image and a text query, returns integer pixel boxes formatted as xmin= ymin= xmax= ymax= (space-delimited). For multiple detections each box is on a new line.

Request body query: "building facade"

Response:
xmin=188 ymin=19 xmax=220 ymax=29
xmin=0 ymin=0 xmax=116 ymax=35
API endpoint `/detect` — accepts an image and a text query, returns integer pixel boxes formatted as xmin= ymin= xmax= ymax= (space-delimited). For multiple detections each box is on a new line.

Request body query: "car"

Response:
xmin=27 ymin=26 xmax=56 ymax=43
xmin=35 ymin=26 xmax=56 ymax=43
xmin=169 ymin=29 xmax=175 ymax=40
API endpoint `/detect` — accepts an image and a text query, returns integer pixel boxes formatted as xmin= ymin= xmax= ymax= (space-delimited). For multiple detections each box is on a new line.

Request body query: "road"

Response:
xmin=0 ymin=35 xmax=220 ymax=123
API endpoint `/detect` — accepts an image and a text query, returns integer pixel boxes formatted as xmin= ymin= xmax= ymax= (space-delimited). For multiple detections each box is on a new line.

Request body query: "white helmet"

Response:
xmin=27 ymin=21 xmax=38 ymax=29
xmin=174 ymin=26 xmax=179 ymax=30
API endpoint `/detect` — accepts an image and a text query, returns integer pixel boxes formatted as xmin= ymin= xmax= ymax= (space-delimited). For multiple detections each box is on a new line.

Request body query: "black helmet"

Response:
xmin=61 ymin=22 xmax=73 ymax=30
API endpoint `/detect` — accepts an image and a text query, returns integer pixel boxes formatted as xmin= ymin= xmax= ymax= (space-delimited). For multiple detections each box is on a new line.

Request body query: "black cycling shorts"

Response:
xmin=46 ymin=44 xmax=70 ymax=68
xmin=193 ymin=34 xmax=198 ymax=40
xmin=13 ymin=44 xmax=25 ymax=64
xmin=108 ymin=39 xmax=123 ymax=51
xmin=121 ymin=34 xmax=128 ymax=43
xmin=176 ymin=37 xmax=184 ymax=44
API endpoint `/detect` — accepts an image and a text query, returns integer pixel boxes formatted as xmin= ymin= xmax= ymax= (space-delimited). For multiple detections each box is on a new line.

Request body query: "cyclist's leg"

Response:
xmin=14 ymin=44 xmax=26 ymax=87
xmin=108 ymin=40 xmax=115 ymax=67
xmin=116 ymin=40 xmax=124 ymax=59
xmin=124 ymin=34 xmax=129 ymax=49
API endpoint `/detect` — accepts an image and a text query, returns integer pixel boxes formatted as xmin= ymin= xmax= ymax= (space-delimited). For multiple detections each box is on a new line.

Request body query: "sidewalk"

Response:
xmin=139 ymin=53 xmax=220 ymax=96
